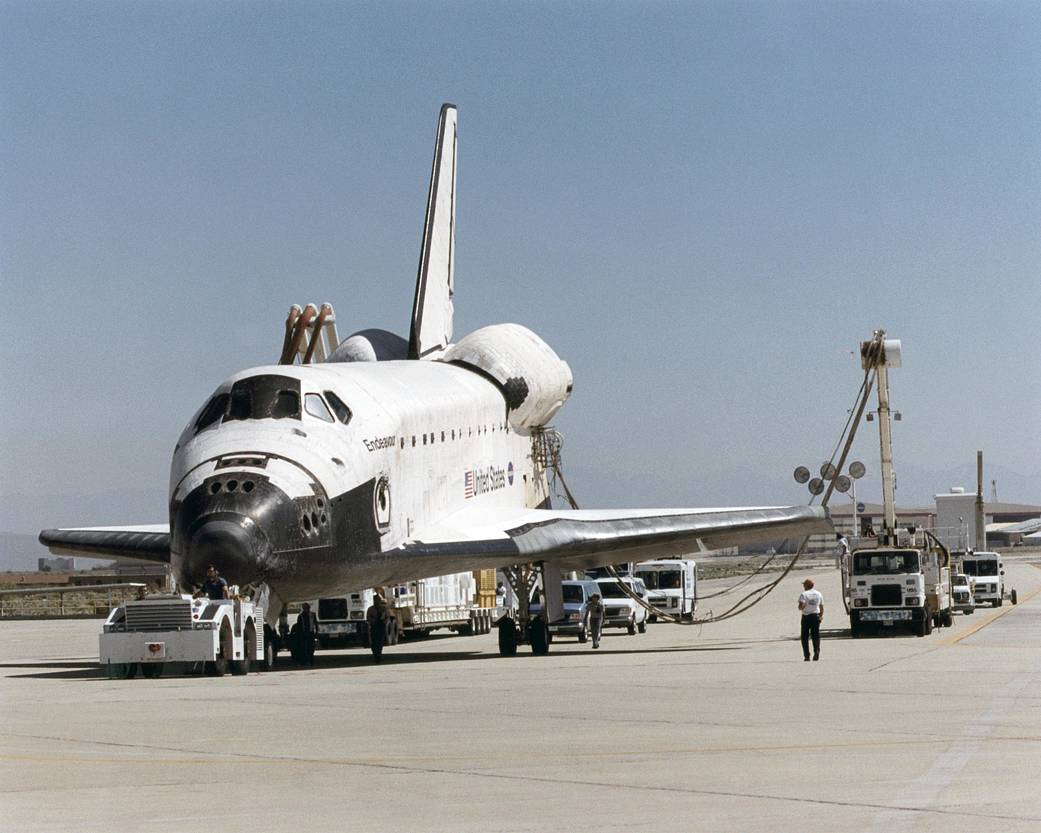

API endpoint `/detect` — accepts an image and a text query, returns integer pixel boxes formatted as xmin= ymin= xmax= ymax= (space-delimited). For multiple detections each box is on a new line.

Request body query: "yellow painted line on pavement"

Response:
xmin=942 ymin=583 xmax=1041 ymax=646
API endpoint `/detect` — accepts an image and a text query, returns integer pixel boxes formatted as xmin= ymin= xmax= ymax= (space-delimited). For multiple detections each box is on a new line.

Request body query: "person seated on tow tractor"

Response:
xmin=195 ymin=564 xmax=229 ymax=600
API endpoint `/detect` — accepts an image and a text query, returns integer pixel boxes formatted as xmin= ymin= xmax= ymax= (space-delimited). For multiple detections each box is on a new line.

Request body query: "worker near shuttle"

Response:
xmin=366 ymin=590 xmax=392 ymax=662
xmin=296 ymin=602 xmax=318 ymax=666
xmin=587 ymin=592 xmax=605 ymax=649
xmin=798 ymin=579 xmax=824 ymax=661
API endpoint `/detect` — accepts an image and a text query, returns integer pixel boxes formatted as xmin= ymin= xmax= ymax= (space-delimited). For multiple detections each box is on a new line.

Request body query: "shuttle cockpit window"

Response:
xmin=304 ymin=393 xmax=335 ymax=423
xmin=324 ymin=390 xmax=352 ymax=424
xmin=194 ymin=392 xmax=230 ymax=433
xmin=224 ymin=375 xmax=302 ymax=422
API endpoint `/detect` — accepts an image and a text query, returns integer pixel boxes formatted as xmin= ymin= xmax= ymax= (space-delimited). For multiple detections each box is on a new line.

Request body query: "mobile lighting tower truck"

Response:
xmin=844 ymin=332 xmax=953 ymax=638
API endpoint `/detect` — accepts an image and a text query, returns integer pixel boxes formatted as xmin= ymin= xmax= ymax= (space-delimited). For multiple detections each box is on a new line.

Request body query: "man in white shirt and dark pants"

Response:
xmin=798 ymin=578 xmax=824 ymax=661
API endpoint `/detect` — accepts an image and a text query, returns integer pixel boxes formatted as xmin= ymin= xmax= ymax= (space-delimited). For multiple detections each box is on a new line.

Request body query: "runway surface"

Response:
xmin=2 ymin=556 xmax=1040 ymax=832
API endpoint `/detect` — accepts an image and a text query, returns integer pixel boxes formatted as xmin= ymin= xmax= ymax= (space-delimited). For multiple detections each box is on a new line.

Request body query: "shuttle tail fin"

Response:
xmin=409 ymin=103 xmax=457 ymax=359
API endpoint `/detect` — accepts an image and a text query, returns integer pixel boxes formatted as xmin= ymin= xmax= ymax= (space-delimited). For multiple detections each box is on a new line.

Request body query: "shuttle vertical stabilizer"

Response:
xmin=409 ymin=102 xmax=457 ymax=359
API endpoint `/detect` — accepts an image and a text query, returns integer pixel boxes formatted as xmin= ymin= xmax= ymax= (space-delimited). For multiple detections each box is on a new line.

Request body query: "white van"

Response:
xmin=595 ymin=575 xmax=650 ymax=634
xmin=961 ymin=551 xmax=1005 ymax=607
xmin=634 ymin=559 xmax=697 ymax=620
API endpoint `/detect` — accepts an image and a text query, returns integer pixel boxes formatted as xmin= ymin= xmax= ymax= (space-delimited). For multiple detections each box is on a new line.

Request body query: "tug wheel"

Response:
xmin=231 ymin=623 xmax=255 ymax=675
xmin=207 ymin=624 xmax=232 ymax=676
xmin=260 ymin=626 xmax=277 ymax=671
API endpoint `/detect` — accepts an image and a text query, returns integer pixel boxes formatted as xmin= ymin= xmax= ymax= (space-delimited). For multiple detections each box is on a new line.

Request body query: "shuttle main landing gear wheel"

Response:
xmin=529 ymin=616 xmax=550 ymax=655
xmin=497 ymin=616 xmax=518 ymax=656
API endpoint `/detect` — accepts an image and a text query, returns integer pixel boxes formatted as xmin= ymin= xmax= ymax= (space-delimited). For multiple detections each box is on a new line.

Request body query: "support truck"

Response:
xmin=314 ymin=570 xmax=497 ymax=648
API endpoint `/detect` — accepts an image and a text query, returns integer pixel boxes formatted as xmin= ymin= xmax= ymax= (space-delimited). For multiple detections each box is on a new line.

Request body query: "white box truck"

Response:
xmin=633 ymin=559 xmax=697 ymax=621
xmin=961 ymin=551 xmax=1005 ymax=607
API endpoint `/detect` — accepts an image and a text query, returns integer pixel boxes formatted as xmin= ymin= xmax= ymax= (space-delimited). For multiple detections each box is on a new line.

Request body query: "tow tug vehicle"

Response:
xmin=100 ymin=593 xmax=264 ymax=678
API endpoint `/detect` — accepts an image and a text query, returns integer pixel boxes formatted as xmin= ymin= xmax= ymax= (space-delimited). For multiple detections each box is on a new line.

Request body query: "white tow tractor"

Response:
xmin=100 ymin=594 xmax=264 ymax=678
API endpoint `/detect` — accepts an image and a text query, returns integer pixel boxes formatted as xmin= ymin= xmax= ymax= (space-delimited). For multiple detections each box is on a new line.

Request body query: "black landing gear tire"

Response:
xmin=140 ymin=663 xmax=163 ymax=679
xmin=529 ymin=616 xmax=550 ymax=655
xmin=941 ymin=610 xmax=954 ymax=628
xmin=497 ymin=617 xmax=518 ymax=656
xmin=1011 ymin=589 xmax=1018 ymax=605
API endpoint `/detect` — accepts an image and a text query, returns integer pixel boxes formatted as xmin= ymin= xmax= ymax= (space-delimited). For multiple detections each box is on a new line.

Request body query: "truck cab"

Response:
xmin=848 ymin=538 xmax=952 ymax=637
xmin=961 ymin=551 xmax=1005 ymax=607
xmin=633 ymin=559 xmax=697 ymax=621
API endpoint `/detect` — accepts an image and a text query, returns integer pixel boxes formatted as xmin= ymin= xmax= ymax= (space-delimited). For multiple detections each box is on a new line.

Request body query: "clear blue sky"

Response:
xmin=2 ymin=1 xmax=1039 ymax=534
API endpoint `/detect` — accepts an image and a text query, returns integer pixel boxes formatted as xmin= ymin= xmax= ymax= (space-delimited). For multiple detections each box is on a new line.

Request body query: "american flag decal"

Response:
xmin=464 ymin=470 xmax=475 ymax=499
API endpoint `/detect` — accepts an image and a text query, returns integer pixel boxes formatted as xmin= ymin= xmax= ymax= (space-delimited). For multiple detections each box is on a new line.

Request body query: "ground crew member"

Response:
xmin=835 ymin=532 xmax=850 ymax=569
xmin=296 ymin=602 xmax=318 ymax=666
xmin=798 ymin=578 xmax=824 ymax=661
xmin=366 ymin=590 xmax=391 ymax=662
xmin=587 ymin=592 xmax=605 ymax=649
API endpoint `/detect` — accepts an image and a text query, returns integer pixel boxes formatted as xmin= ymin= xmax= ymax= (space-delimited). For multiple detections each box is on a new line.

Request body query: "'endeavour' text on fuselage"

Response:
xmin=363 ymin=436 xmax=396 ymax=452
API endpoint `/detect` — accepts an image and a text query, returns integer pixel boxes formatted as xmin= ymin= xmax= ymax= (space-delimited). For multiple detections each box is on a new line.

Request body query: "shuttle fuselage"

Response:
xmin=170 ymin=360 xmax=548 ymax=602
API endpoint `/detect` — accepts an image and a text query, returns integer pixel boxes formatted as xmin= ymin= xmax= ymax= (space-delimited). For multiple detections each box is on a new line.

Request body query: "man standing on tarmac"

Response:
xmin=588 ymin=592 xmax=605 ymax=649
xmin=798 ymin=578 xmax=824 ymax=661
xmin=296 ymin=603 xmax=318 ymax=666
xmin=366 ymin=590 xmax=391 ymax=662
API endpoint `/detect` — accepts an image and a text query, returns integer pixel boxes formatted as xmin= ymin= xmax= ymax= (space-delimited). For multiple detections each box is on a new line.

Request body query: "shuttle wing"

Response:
xmin=394 ymin=504 xmax=830 ymax=575
xmin=39 ymin=525 xmax=171 ymax=564
xmin=409 ymin=103 xmax=457 ymax=359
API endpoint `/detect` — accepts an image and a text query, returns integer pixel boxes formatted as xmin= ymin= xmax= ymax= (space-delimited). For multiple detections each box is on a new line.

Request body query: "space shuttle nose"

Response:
xmin=186 ymin=518 xmax=270 ymax=589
